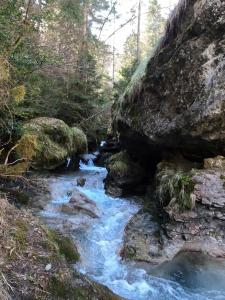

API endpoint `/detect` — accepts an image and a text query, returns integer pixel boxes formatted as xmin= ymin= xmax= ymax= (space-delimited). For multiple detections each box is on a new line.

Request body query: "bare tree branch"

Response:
xmin=104 ymin=15 xmax=137 ymax=43
xmin=98 ymin=1 xmax=117 ymax=39
xmin=4 ymin=144 xmax=19 ymax=165
xmin=79 ymin=103 xmax=111 ymax=126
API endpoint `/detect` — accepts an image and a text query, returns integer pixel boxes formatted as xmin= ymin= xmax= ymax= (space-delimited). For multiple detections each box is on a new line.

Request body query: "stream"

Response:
xmin=41 ymin=160 xmax=225 ymax=300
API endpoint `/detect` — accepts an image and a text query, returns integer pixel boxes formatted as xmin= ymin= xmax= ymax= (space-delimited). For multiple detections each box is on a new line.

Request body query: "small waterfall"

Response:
xmin=87 ymin=159 xmax=94 ymax=167
xmin=100 ymin=141 xmax=106 ymax=147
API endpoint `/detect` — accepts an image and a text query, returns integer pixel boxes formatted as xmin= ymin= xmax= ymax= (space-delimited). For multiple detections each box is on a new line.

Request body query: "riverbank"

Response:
xmin=0 ymin=169 xmax=122 ymax=299
xmin=40 ymin=160 xmax=225 ymax=300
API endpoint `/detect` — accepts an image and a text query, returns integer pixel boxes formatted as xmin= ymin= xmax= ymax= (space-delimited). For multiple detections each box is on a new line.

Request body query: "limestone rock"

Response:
xmin=114 ymin=0 xmax=225 ymax=160
xmin=122 ymin=158 xmax=225 ymax=264
xmin=61 ymin=189 xmax=99 ymax=218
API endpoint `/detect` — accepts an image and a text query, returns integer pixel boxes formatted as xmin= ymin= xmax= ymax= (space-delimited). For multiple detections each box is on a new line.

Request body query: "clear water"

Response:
xmin=41 ymin=161 xmax=225 ymax=300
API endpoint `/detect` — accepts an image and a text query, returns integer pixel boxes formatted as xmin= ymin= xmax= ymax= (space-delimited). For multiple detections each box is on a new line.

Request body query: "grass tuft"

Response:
xmin=157 ymin=169 xmax=195 ymax=211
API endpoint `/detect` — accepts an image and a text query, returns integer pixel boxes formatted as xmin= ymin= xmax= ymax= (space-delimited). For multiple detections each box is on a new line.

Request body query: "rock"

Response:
xmin=45 ymin=263 xmax=52 ymax=271
xmin=121 ymin=211 xmax=168 ymax=264
xmin=193 ymin=168 xmax=225 ymax=208
xmin=61 ymin=189 xmax=99 ymax=218
xmin=76 ymin=177 xmax=86 ymax=187
xmin=151 ymin=252 xmax=225 ymax=291
xmin=95 ymin=152 xmax=113 ymax=167
xmin=122 ymin=158 xmax=225 ymax=264
xmin=113 ymin=0 xmax=225 ymax=161
xmin=104 ymin=151 xmax=146 ymax=197
xmin=204 ymin=156 xmax=225 ymax=170
xmin=113 ymin=0 xmax=225 ymax=264
xmin=16 ymin=117 xmax=87 ymax=170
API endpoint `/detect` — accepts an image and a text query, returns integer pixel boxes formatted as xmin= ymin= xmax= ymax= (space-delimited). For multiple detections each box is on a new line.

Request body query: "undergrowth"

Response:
xmin=157 ymin=169 xmax=195 ymax=210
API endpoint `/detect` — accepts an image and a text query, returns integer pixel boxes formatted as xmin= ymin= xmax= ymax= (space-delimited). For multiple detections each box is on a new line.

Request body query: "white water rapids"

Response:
xmin=41 ymin=160 xmax=225 ymax=300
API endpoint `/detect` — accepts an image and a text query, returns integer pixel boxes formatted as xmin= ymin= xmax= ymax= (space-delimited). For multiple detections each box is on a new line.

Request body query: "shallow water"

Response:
xmin=41 ymin=161 xmax=225 ymax=300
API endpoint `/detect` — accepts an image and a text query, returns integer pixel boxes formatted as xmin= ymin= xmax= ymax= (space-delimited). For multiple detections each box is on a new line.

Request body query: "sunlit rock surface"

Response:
xmin=114 ymin=0 xmax=225 ymax=160
xmin=122 ymin=156 xmax=225 ymax=264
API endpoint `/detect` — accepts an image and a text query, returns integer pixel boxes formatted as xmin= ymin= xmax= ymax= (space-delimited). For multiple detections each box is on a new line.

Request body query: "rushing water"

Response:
xmin=41 ymin=160 xmax=225 ymax=300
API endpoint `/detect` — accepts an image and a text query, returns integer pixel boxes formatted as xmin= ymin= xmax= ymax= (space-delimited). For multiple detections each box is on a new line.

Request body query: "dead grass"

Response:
xmin=0 ymin=195 xmax=121 ymax=300
xmin=0 ymin=196 xmax=78 ymax=299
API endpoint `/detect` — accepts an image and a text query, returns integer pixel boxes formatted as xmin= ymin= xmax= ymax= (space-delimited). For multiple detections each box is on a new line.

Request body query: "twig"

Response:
xmin=6 ymin=158 xmax=28 ymax=166
xmin=4 ymin=144 xmax=19 ymax=165
xmin=0 ymin=174 xmax=30 ymax=183
xmin=104 ymin=15 xmax=137 ymax=42
xmin=79 ymin=103 xmax=111 ymax=126
xmin=0 ymin=271 xmax=14 ymax=292
xmin=98 ymin=1 xmax=117 ymax=39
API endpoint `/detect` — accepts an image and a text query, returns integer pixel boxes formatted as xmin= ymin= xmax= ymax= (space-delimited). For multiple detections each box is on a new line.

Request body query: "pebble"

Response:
xmin=45 ymin=263 xmax=52 ymax=271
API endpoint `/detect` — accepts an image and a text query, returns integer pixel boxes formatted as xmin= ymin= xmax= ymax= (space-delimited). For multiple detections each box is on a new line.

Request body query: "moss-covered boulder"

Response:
xmin=16 ymin=117 xmax=87 ymax=170
xmin=105 ymin=151 xmax=146 ymax=197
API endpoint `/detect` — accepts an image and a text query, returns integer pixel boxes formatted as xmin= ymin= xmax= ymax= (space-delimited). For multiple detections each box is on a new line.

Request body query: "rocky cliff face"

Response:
xmin=114 ymin=0 xmax=225 ymax=160
xmin=109 ymin=0 xmax=225 ymax=264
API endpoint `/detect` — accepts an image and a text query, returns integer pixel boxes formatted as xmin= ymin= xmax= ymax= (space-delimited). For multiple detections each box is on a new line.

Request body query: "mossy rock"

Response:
xmin=47 ymin=229 xmax=80 ymax=263
xmin=105 ymin=151 xmax=146 ymax=197
xmin=16 ymin=117 xmax=87 ymax=170
xmin=50 ymin=273 xmax=122 ymax=300
xmin=107 ymin=151 xmax=136 ymax=178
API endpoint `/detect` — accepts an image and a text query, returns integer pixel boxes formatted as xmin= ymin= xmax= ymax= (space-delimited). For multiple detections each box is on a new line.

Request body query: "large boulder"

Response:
xmin=114 ymin=0 xmax=225 ymax=160
xmin=16 ymin=117 xmax=87 ymax=170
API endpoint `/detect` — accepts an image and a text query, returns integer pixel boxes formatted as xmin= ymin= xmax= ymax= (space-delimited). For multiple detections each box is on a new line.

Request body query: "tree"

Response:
xmin=114 ymin=32 xmax=139 ymax=95
xmin=0 ymin=0 xmax=115 ymax=155
xmin=143 ymin=0 xmax=166 ymax=56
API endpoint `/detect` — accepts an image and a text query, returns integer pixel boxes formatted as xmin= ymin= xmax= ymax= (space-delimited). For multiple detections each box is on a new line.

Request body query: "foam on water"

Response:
xmin=41 ymin=161 xmax=225 ymax=300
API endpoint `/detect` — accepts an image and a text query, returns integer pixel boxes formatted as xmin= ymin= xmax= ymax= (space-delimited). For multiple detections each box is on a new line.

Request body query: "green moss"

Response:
xmin=13 ymin=219 xmax=29 ymax=247
xmin=11 ymin=84 xmax=26 ymax=103
xmin=71 ymin=127 xmax=87 ymax=154
xmin=47 ymin=229 xmax=80 ymax=263
xmin=16 ymin=118 xmax=87 ymax=170
xmin=16 ymin=133 xmax=39 ymax=161
xmin=110 ymin=161 xmax=130 ymax=177
xmin=50 ymin=277 xmax=71 ymax=298
xmin=50 ymin=276 xmax=87 ymax=300
xmin=109 ymin=151 xmax=130 ymax=163
xmin=0 ymin=162 xmax=29 ymax=176
xmin=17 ymin=192 xmax=30 ymax=205
xmin=107 ymin=151 xmax=131 ymax=176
